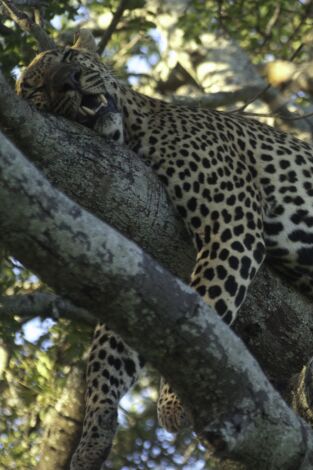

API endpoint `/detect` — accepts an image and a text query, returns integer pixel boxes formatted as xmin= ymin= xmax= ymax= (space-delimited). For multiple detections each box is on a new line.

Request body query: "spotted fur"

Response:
xmin=17 ymin=31 xmax=313 ymax=469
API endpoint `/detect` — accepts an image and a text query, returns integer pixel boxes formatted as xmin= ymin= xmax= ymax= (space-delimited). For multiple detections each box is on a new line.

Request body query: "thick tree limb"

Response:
xmin=1 ymin=70 xmax=194 ymax=280
xmin=0 ymin=128 xmax=313 ymax=469
xmin=0 ymin=70 xmax=313 ymax=390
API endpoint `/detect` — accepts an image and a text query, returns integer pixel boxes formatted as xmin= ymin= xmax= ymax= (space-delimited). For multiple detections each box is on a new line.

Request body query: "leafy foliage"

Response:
xmin=0 ymin=268 xmax=91 ymax=469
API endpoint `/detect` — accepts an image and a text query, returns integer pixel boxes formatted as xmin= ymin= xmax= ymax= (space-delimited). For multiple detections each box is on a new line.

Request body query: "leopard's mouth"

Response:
xmin=76 ymin=93 xmax=109 ymax=126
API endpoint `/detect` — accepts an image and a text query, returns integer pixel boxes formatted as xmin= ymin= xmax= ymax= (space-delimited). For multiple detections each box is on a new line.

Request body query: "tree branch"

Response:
xmin=173 ymin=84 xmax=313 ymax=135
xmin=6 ymin=0 xmax=45 ymax=5
xmin=172 ymin=85 xmax=266 ymax=108
xmin=0 ymin=128 xmax=313 ymax=469
xmin=0 ymin=0 xmax=55 ymax=50
xmin=1 ymin=70 xmax=313 ymax=391
xmin=9 ymin=71 xmax=194 ymax=280
xmin=0 ymin=292 xmax=96 ymax=325
xmin=97 ymin=0 xmax=129 ymax=55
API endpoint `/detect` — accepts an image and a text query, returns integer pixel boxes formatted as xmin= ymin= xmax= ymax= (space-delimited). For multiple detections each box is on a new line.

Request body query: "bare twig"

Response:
xmin=0 ymin=0 xmax=55 ymax=50
xmin=289 ymin=42 xmax=305 ymax=62
xmin=97 ymin=0 xmax=129 ymax=55
xmin=118 ymin=32 xmax=144 ymax=58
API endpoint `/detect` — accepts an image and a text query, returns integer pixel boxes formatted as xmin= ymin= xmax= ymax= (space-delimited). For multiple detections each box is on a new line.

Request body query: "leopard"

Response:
xmin=16 ymin=29 xmax=313 ymax=470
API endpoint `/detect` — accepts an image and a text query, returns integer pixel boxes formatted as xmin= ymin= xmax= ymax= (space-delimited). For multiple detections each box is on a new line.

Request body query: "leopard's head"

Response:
xmin=16 ymin=30 xmax=122 ymax=136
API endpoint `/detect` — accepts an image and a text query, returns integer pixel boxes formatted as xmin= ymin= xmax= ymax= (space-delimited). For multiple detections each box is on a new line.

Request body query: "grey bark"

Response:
xmin=0 ymin=71 xmax=312 ymax=389
xmin=0 ymin=68 xmax=312 ymax=466
xmin=0 ymin=70 xmax=194 ymax=281
xmin=0 ymin=128 xmax=313 ymax=469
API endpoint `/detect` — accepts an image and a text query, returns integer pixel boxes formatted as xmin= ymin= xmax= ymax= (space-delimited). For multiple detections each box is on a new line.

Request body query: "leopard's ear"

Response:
xmin=73 ymin=29 xmax=97 ymax=53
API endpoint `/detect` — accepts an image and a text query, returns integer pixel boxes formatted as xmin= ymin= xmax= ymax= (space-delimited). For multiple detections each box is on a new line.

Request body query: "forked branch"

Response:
xmin=0 ymin=0 xmax=55 ymax=50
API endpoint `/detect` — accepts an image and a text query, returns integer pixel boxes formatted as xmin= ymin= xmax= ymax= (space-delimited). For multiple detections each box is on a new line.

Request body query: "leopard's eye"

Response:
xmin=62 ymin=48 xmax=76 ymax=63
xmin=27 ymin=85 xmax=45 ymax=99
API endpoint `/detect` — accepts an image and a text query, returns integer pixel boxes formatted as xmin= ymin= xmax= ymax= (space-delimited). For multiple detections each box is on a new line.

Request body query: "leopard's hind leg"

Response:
xmin=158 ymin=194 xmax=266 ymax=432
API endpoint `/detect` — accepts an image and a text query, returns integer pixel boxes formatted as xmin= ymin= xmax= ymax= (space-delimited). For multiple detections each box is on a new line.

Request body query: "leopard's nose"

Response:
xmin=61 ymin=69 xmax=81 ymax=92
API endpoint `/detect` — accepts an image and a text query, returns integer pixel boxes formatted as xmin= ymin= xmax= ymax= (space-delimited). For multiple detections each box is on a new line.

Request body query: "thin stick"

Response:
xmin=97 ymin=0 xmax=129 ymax=55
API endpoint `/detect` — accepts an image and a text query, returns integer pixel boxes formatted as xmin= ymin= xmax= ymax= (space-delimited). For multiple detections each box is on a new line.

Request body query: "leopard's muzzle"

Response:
xmin=44 ymin=63 xmax=117 ymax=128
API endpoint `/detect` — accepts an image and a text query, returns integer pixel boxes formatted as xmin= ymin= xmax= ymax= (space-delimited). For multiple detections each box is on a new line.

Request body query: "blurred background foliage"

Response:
xmin=1 ymin=0 xmax=313 ymax=468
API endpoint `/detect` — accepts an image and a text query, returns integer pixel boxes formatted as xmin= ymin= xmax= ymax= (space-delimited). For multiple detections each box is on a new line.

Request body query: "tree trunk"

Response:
xmin=36 ymin=365 xmax=86 ymax=470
